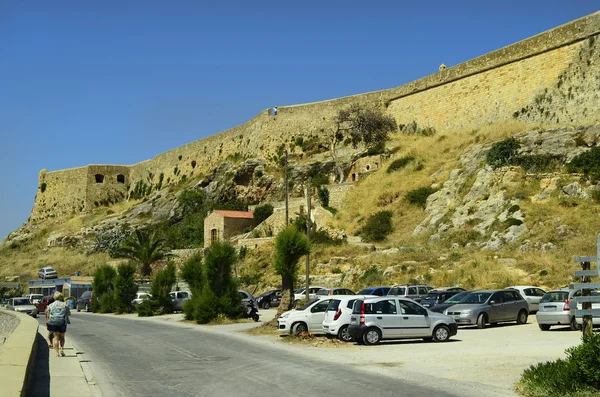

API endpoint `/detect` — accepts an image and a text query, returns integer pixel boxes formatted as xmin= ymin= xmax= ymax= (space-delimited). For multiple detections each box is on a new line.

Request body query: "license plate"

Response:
xmin=543 ymin=306 xmax=556 ymax=311
xmin=351 ymin=319 xmax=356 ymax=324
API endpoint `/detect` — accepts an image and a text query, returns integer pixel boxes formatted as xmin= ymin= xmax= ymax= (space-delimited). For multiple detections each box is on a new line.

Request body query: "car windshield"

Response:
xmin=13 ymin=298 xmax=30 ymax=305
xmin=541 ymin=291 xmax=568 ymax=303
xmin=316 ymin=289 xmax=329 ymax=296
xmin=357 ymin=288 xmax=374 ymax=295
xmin=297 ymin=298 xmax=320 ymax=311
xmin=443 ymin=291 xmax=470 ymax=304
xmin=422 ymin=293 xmax=439 ymax=301
xmin=461 ymin=292 xmax=491 ymax=304
xmin=295 ymin=288 xmax=305 ymax=294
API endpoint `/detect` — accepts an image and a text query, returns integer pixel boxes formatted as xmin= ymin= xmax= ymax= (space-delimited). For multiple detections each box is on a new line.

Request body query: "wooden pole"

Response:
xmin=305 ymin=177 xmax=311 ymax=302
xmin=285 ymin=150 xmax=289 ymax=228
xmin=582 ymin=261 xmax=593 ymax=335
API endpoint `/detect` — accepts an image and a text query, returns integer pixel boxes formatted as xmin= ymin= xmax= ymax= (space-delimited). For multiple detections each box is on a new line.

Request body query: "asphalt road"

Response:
xmin=48 ymin=313 xmax=460 ymax=397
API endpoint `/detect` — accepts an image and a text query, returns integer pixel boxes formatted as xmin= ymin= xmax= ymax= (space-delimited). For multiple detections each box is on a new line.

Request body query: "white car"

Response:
xmin=322 ymin=295 xmax=376 ymax=341
xmin=27 ymin=294 xmax=44 ymax=305
xmin=38 ymin=266 xmax=58 ymax=279
xmin=293 ymin=286 xmax=326 ymax=303
xmin=278 ymin=298 xmax=333 ymax=335
xmin=506 ymin=286 xmax=546 ymax=313
xmin=7 ymin=297 xmax=38 ymax=317
xmin=132 ymin=292 xmax=152 ymax=305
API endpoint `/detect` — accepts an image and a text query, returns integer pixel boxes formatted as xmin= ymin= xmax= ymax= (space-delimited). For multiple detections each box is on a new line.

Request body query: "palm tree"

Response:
xmin=115 ymin=230 xmax=171 ymax=277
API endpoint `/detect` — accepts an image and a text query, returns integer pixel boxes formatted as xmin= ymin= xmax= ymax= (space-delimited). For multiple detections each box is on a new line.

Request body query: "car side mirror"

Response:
xmin=489 ymin=300 xmax=496 ymax=305
xmin=424 ymin=311 xmax=428 ymax=316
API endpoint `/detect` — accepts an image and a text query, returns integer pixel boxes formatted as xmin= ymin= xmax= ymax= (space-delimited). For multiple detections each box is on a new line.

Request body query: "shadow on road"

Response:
xmin=30 ymin=332 xmax=50 ymax=397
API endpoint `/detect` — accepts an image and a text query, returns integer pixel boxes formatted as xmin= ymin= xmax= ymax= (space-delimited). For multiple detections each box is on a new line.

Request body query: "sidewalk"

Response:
xmin=30 ymin=332 xmax=101 ymax=397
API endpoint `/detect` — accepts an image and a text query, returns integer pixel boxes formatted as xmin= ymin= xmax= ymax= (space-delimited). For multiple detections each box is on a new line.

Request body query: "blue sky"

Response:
xmin=0 ymin=1 xmax=598 ymax=240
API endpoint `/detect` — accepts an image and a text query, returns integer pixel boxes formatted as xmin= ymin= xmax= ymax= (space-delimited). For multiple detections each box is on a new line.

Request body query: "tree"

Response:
xmin=113 ymin=262 xmax=139 ymax=314
xmin=180 ymin=252 xmax=203 ymax=291
xmin=317 ymin=186 xmax=330 ymax=208
xmin=274 ymin=226 xmax=310 ymax=315
xmin=92 ymin=265 xmax=117 ymax=312
xmin=138 ymin=262 xmax=176 ymax=316
xmin=115 ymin=229 xmax=171 ymax=276
xmin=326 ymin=104 xmax=397 ymax=182
xmin=253 ymin=204 xmax=274 ymax=225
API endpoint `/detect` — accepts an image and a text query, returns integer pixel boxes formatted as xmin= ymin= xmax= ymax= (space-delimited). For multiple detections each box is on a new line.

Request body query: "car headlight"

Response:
xmin=461 ymin=310 xmax=472 ymax=315
xmin=280 ymin=313 xmax=289 ymax=319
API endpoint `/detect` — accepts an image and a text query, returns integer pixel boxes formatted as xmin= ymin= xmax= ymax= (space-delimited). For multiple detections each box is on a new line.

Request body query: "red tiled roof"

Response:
xmin=214 ymin=210 xmax=254 ymax=219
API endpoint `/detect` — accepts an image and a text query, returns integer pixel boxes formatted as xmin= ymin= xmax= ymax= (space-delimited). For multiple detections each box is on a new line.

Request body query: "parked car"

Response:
xmin=348 ymin=297 xmax=457 ymax=345
xmin=238 ymin=290 xmax=258 ymax=310
xmin=38 ymin=266 xmax=58 ymax=279
xmin=170 ymin=291 xmax=192 ymax=312
xmin=294 ymin=286 xmax=326 ymax=302
xmin=322 ymin=295 xmax=376 ymax=341
xmin=387 ymin=284 xmax=433 ymax=302
xmin=356 ymin=286 xmax=391 ymax=297
xmin=506 ymin=286 xmax=547 ymax=313
xmin=255 ymin=290 xmax=282 ymax=309
xmin=444 ymin=290 xmax=529 ymax=328
xmin=7 ymin=297 xmax=38 ymax=317
xmin=536 ymin=288 xmax=589 ymax=331
xmin=27 ymin=294 xmax=44 ymax=305
xmin=429 ymin=287 xmax=467 ymax=293
xmin=77 ymin=291 xmax=94 ymax=312
xmin=429 ymin=291 xmax=471 ymax=313
xmin=316 ymin=288 xmax=356 ymax=296
xmin=36 ymin=295 xmax=53 ymax=312
xmin=278 ymin=297 xmax=333 ymax=335
xmin=132 ymin=292 xmax=152 ymax=305
xmin=421 ymin=290 xmax=463 ymax=309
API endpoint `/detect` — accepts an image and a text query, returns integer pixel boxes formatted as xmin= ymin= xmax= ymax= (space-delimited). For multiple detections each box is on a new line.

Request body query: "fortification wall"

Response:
xmin=85 ymin=165 xmax=130 ymax=210
xmin=29 ymin=12 xmax=600 ymax=222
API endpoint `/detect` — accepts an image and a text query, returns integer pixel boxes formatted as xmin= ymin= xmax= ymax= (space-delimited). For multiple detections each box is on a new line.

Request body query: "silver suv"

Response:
xmin=348 ymin=297 xmax=457 ymax=345
xmin=444 ymin=290 xmax=529 ymax=328
xmin=387 ymin=284 xmax=433 ymax=302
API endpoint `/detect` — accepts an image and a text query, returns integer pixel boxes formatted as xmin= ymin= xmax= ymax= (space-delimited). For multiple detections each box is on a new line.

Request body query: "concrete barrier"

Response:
xmin=0 ymin=309 xmax=39 ymax=397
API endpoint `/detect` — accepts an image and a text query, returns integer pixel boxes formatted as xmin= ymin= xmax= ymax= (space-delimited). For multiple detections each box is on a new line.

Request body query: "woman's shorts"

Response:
xmin=47 ymin=323 xmax=67 ymax=333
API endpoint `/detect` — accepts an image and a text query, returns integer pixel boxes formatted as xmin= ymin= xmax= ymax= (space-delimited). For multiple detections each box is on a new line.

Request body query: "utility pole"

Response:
xmin=305 ymin=177 xmax=311 ymax=302
xmin=581 ymin=260 xmax=593 ymax=335
xmin=285 ymin=150 xmax=289 ymax=227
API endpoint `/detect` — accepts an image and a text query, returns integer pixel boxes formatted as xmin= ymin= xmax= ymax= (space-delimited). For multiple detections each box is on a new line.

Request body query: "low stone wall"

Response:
xmin=237 ymin=237 xmax=274 ymax=249
xmin=0 ymin=310 xmax=20 ymax=343
xmin=0 ymin=310 xmax=39 ymax=397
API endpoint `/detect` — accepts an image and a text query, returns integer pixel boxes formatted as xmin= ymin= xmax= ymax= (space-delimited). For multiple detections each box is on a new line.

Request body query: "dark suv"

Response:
xmin=421 ymin=290 xmax=463 ymax=308
xmin=76 ymin=291 xmax=93 ymax=312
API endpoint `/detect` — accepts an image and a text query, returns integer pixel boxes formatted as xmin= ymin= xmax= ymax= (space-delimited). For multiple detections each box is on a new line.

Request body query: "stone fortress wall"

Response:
xmin=30 ymin=12 xmax=600 ymax=221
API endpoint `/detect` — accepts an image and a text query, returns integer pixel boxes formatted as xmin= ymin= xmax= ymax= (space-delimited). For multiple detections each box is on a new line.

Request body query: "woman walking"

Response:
xmin=47 ymin=292 xmax=71 ymax=357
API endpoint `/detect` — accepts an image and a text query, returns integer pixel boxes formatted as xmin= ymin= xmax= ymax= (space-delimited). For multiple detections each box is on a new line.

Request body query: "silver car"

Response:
xmin=348 ymin=297 xmax=457 ymax=345
xmin=537 ymin=288 xmax=588 ymax=331
xmin=7 ymin=297 xmax=38 ymax=317
xmin=169 ymin=291 xmax=192 ymax=312
xmin=444 ymin=290 xmax=529 ymax=329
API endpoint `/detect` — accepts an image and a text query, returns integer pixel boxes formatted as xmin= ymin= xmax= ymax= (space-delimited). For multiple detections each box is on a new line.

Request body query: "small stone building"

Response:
xmin=203 ymin=210 xmax=257 ymax=248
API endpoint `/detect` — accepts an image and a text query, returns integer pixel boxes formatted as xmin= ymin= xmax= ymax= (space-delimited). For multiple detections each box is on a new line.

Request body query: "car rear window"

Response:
xmin=352 ymin=300 xmax=364 ymax=314
xmin=316 ymin=289 xmax=329 ymax=296
xmin=327 ymin=300 xmax=341 ymax=311
xmin=541 ymin=291 xmax=569 ymax=303
xmin=388 ymin=287 xmax=405 ymax=296
xmin=347 ymin=299 xmax=357 ymax=309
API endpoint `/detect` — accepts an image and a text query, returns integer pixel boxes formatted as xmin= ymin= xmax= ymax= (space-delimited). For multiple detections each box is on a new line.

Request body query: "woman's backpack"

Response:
xmin=48 ymin=303 xmax=67 ymax=326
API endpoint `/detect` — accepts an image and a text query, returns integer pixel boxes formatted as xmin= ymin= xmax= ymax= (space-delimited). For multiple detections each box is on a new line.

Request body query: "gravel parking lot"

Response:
xmin=98 ymin=310 xmax=584 ymax=397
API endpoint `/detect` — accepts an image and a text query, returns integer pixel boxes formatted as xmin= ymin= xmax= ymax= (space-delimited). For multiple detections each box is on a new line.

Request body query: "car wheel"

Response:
xmin=337 ymin=325 xmax=353 ymax=342
xmin=262 ymin=301 xmax=270 ymax=310
xmin=433 ymin=325 xmax=451 ymax=342
xmin=293 ymin=322 xmax=308 ymax=335
xmin=539 ymin=324 xmax=551 ymax=331
xmin=362 ymin=327 xmax=381 ymax=345
xmin=516 ymin=310 xmax=528 ymax=325
xmin=570 ymin=316 xmax=581 ymax=331
xmin=476 ymin=313 xmax=487 ymax=329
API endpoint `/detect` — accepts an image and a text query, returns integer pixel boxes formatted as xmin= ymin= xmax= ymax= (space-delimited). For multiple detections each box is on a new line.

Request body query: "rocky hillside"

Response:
xmin=3 ymin=121 xmax=600 ymax=293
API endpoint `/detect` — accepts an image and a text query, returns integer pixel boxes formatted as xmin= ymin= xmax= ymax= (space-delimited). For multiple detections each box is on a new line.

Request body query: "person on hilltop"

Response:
xmin=45 ymin=295 xmax=56 ymax=348
xmin=47 ymin=292 xmax=71 ymax=357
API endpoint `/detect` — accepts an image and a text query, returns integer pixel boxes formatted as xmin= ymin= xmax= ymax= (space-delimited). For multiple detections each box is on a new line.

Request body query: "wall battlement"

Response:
xmin=31 ymin=12 xmax=600 ymax=222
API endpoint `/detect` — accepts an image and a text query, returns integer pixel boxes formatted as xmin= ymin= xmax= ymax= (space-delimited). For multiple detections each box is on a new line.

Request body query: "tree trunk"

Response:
xmin=329 ymin=140 xmax=343 ymax=184
xmin=276 ymin=275 xmax=295 ymax=317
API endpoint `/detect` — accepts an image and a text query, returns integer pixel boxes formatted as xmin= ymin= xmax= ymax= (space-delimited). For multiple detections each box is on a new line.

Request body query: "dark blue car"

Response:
xmin=356 ymin=286 xmax=391 ymax=296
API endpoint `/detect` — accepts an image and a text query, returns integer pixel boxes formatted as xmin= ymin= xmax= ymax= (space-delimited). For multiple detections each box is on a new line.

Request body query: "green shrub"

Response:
xmin=539 ymin=270 xmax=549 ymax=277
xmin=386 ymin=156 xmax=416 ymax=174
xmin=317 ymin=186 xmax=330 ymax=208
xmin=98 ymin=292 xmax=115 ymax=313
xmin=92 ymin=265 xmax=117 ymax=312
xmin=518 ymin=359 xmax=580 ymax=397
xmin=405 ymin=187 xmax=437 ymax=209
xmin=360 ymin=266 xmax=384 ymax=286
xmin=310 ymin=228 xmax=344 ymax=246
xmin=514 ymin=154 xmax=563 ymax=173
xmin=487 ymin=138 xmax=520 ymax=168
xmin=331 ymin=267 xmax=342 ymax=274
xmin=138 ymin=263 xmax=176 ymax=317
xmin=180 ymin=252 xmax=203 ymax=290
xmin=567 ymin=147 xmax=600 ymax=182
xmin=253 ymin=204 xmax=274 ymax=224
xmin=567 ymin=332 xmax=600 ymax=388
xmin=508 ymin=204 xmax=520 ymax=213
xmin=366 ymin=142 xmax=386 ymax=156
xmin=113 ymin=262 xmax=138 ymax=314
xmin=359 ymin=211 xmax=393 ymax=242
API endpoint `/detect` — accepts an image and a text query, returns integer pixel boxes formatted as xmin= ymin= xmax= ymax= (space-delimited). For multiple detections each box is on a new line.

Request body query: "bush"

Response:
xmin=98 ymin=292 xmax=115 ymax=313
xmin=310 ymin=228 xmax=344 ymax=246
xmin=92 ymin=265 xmax=117 ymax=312
xmin=487 ymin=138 xmax=520 ymax=169
xmin=386 ymin=156 xmax=416 ymax=174
xmin=405 ymin=187 xmax=437 ymax=209
xmin=514 ymin=154 xmax=563 ymax=173
xmin=359 ymin=211 xmax=393 ymax=242
xmin=360 ymin=266 xmax=384 ymax=286
xmin=138 ymin=263 xmax=176 ymax=316
xmin=505 ymin=218 xmax=523 ymax=227
xmin=113 ymin=262 xmax=139 ymax=314
xmin=567 ymin=332 xmax=600 ymax=388
xmin=567 ymin=147 xmax=600 ymax=182
xmin=253 ymin=204 xmax=274 ymax=224
xmin=317 ymin=186 xmax=330 ymax=208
